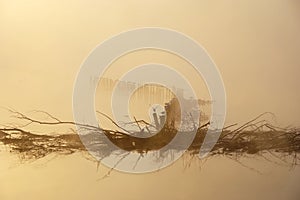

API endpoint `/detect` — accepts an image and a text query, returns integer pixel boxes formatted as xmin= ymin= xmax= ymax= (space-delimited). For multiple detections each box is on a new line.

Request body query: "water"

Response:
xmin=0 ymin=149 xmax=299 ymax=200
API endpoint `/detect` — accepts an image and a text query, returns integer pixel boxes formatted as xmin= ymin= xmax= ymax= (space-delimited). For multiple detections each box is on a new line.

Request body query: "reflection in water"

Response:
xmin=0 ymin=151 xmax=300 ymax=200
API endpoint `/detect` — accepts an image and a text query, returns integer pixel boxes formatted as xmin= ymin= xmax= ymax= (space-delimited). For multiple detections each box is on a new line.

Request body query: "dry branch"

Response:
xmin=0 ymin=110 xmax=299 ymax=170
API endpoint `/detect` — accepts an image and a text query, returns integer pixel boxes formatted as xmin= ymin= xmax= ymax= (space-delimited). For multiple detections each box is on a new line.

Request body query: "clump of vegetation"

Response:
xmin=1 ymin=110 xmax=299 ymax=169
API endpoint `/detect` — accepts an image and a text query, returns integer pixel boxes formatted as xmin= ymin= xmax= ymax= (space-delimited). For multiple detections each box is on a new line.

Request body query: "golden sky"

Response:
xmin=0 ymin=0 xmax=300 ymax=127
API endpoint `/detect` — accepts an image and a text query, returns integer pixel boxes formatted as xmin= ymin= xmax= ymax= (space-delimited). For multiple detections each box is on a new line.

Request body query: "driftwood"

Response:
xmin=0 ymin=110 xmax=299 ymax=169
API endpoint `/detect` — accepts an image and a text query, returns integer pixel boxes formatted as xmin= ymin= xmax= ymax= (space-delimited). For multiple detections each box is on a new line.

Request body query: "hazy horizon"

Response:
xmin=1 ymin=0 xmax=300 ymax=127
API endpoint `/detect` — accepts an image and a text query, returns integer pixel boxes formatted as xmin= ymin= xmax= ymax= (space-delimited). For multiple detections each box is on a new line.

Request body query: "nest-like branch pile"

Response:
xmin=0 ymin=111 xmax=299 ymax=167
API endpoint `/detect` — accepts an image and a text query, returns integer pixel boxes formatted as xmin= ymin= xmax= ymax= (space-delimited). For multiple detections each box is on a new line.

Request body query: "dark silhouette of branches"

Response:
xmin=0 ymin=110 xmax=300 ymax=173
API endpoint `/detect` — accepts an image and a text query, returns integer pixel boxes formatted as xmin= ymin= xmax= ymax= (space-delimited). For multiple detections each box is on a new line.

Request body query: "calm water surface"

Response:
xmin=0 ymin=146 xmax=299 ymax=200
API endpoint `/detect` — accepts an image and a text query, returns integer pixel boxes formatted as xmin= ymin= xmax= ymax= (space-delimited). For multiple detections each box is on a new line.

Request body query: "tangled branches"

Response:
xmin=0 ymin=110 xmax=300 ymax=168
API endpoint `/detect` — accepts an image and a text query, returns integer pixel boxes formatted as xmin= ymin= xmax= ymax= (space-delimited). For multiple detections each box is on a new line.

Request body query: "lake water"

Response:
xmin=1 ymin=148 xmax=299 ymax=200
